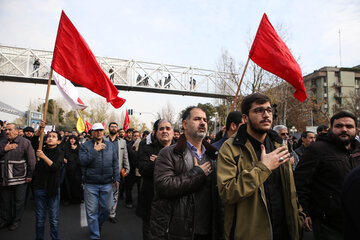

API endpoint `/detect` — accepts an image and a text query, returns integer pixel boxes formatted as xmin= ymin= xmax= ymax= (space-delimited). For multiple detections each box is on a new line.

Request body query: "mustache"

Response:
xmin=339 ymin=132 xmax=350 ymax=137
xmin=260 ymin=119 xmax=271 ymax=123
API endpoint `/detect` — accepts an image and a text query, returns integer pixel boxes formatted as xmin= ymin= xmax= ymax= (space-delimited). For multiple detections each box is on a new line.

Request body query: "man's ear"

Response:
xmin=182 ymin=120 xmax=187 ymax=131
xmin=242 ymin=114 xmax=248 ymax=124
xmin=230 ymin=122 xmax=237 ymax=131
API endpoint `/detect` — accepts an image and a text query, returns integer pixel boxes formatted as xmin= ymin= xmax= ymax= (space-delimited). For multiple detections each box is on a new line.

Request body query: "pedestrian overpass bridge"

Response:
xmin=0 ymin=45 xmax=238 ymax=99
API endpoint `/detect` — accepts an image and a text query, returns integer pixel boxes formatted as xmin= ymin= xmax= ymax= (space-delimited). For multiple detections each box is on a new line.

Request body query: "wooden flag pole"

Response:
xmin=230 ymin=57 xmax=250 ymax=112
xmin=37 ymin=68 xmax=53 ymax=157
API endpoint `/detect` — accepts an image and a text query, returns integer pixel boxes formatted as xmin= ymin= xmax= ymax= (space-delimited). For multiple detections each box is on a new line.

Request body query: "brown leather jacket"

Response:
xmin=150 ymin=134 xmax=223 ymax=240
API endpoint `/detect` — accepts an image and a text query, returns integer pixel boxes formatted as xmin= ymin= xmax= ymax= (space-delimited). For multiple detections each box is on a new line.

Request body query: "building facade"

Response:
xmin=304 ymin=65 xmax=360 ymax=124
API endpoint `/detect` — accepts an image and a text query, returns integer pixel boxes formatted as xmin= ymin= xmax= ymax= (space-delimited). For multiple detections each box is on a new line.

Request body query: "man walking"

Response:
xmin=79 ymin=123 xmax=120 ymax=240
xmin=217 ymin=93 xmax=305 ymax=240
xmin=0 ymin=123 xmax=36 ymax=230
xmin=150 ymin=107 xmax=223 ymax=240
xmin=295 ymin=111 xmax=360 ymax=239
xmin=104 ymin=122 xmax=130 ymax=223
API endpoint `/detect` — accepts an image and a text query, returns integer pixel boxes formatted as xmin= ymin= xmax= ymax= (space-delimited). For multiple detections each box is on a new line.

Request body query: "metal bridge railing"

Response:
xmin=0 ymin=45 xmax=237 ymax=98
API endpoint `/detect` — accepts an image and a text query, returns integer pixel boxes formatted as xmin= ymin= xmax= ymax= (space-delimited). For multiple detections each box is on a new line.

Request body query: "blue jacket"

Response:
xmin=79 ymin=139 xmax=120 ymax=184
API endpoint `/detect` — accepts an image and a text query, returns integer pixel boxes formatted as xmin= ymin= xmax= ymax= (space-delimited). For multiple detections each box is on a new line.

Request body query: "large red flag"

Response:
xmin=51 ymin=10 xmax=126 ymax=108
xmin=123 ymin=110 xmax=130 ymax=132
xmin=249 ymin=13 xmax=307 ymax=102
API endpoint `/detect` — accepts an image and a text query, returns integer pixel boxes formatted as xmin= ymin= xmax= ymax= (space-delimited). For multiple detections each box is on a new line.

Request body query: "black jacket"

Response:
xmin=136 ymin=138 xmax=172 ymax=221
xmin=150 ymin=134 xmax=223 ymax=240
xmin=294 ymin=133 xmax=360 ymax=231
xmin=342 ymin=165 xmax=360 ymax=240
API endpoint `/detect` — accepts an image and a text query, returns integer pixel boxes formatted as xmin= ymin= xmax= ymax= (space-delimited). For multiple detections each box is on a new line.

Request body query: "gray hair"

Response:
xmin=7 ymin=123 xmax=19 ymax=129
xmin=156 ymin=119 xmax=173 ymax=131
xmin=273 ymin=125 xmax=287 ymax=134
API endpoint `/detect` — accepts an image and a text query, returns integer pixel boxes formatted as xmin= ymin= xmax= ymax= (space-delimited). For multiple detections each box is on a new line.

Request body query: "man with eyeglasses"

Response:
xmin=217 ymin=93 xmax=305 ymax=240
xmin=295 ymin=111 xmax=360 ymax=240
xmin=273 ymin=125 xmax=299 ymax=170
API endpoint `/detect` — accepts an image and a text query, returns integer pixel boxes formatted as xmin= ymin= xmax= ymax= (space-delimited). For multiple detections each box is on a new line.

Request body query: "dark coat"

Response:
xmin=33 ymin=146 xmax=63 ymax=197
xmin=149 ymin=134 xmax=223 ymax=240
xmin=0 ymin=136 xmax=36 ymax=186
xmin=342 ymin=165 xmax=360 ymax=240
xmin=136 ymin=138 xmax=172 ymax=221
xmin=294 ymin=133 xmax=360 ymax=232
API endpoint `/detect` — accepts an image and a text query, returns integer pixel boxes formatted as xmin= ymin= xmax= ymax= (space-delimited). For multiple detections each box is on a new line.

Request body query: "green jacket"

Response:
xmin=217 ymin=125 xmax=305 ymax=240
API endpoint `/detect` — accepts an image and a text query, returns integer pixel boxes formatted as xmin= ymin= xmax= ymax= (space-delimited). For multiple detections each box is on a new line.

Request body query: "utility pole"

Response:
xmin=339 ymin=29 xmax=342 ymax=67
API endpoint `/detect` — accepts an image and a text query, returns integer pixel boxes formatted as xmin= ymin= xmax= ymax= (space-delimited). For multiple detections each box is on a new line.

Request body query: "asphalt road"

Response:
xmin=0 ymin=193 xmax=314 ymax=240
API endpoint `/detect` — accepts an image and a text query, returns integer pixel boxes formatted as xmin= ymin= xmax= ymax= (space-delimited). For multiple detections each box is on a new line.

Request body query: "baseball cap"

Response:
xmin=92 ymin=123 xmax=104 ymax=131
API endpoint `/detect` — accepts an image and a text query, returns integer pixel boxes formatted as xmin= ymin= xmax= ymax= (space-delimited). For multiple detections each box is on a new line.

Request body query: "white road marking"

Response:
xmin=80 ymin=202 xmax=88 ymax=227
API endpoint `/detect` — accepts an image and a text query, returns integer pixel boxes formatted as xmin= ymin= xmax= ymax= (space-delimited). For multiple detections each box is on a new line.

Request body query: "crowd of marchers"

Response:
xmin=1 ymin=92 xmax=360 ymax=240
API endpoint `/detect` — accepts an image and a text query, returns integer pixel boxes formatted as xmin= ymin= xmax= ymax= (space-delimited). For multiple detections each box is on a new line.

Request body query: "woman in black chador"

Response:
xmin=63 ymin=135 xmax=83 ymax=203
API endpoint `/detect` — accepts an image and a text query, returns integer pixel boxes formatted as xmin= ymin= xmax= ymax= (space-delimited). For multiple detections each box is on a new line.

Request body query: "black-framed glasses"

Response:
xmin=280 ymin=133 xmax=289 ymax=136
xmin=251 ymin=107 xmax=273 ymax=115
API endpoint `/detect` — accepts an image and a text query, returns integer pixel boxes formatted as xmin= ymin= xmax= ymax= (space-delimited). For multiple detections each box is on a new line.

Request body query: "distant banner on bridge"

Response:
xmin=53 ymin=70 xmax=87 ymax=111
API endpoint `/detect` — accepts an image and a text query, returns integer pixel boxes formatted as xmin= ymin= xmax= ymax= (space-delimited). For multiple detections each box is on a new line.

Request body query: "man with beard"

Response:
xmin=295 ymin=111 xmax=360 ymax=239
xmin=217 ymin=93 xmax=305 ymax=240
xmin=150 ymin=107 xmax=223 ymax=240
xmin=104 ymin=122 xmax=130 ymax=223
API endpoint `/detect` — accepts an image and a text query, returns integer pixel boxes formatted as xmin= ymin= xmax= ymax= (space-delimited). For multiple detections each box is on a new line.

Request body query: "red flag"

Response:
xmin=123 ymin=110 xmax=130 ymax=132
xmin=51 ymin=10 xmax=126 ymax=108
xmin=85 ymin=121 xmax=92 ymax=134
xmin=249 ymin=13 xmax=307 ymax=102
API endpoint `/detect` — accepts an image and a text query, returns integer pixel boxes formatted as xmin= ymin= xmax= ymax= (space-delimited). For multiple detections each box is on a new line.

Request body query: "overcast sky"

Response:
xmin=1 ymin=0 xmax=359 ymax=128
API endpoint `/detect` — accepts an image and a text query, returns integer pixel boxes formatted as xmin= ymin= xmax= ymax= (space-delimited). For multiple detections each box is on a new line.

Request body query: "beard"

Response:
xmin=109 ymin=129 xmax=117 ymax=135
xmin=248 ymin=118 xmax=270 ymax=134
xmin=330 ymin=131 xmax=356 ymax=146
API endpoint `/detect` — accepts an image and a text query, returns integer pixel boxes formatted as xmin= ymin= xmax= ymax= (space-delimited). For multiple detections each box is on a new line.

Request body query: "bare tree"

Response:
xmin=157 ymin=102 xmax=176 ymax=123
xmin=82 ymin=99 xmax=109 ymax=123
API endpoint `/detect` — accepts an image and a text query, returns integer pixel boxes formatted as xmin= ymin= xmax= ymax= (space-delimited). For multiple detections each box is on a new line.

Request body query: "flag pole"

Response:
xmin=230 ymin=57 xmax=250 ymax=112
xmin=37 ymin=68 xmax=53 ymax=157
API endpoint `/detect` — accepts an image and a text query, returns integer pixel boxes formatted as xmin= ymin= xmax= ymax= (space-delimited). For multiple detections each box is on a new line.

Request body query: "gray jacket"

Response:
xmin=105 ymin=136 xmax=130 ymax=174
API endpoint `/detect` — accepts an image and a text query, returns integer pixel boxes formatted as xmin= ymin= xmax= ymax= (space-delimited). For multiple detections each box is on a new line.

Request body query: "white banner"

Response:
xmin=53 ymin=70 xmax=87 ymax=110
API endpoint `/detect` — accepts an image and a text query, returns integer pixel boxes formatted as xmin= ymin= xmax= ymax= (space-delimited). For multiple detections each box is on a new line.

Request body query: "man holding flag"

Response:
xmin=218 ymin=13 xmax=306 ymax=240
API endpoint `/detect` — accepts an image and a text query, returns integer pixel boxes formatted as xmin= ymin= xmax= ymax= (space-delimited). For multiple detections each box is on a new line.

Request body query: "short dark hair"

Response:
xmin=301 ymin=131 xmax=314 ymax=139
xmin=330 ymin=111 xmax=357 ymax=127
xmin=108 ymin=122 xmax=118 ymax=128
xmin=316 ymin=125 xmax=329 ymax=133
xmin=153 ymin=119 xmax=161 ymax=131
xmin=126 ymin=128 xmax=134 ymax=133
xmin=182 ymin=106 xmax=205 ymax=121
xmin=23 ymin=126 xmax=35 ymax=133
xmin=174 ymin=129 xmax=180 ymax=133
xmin=241 ymin=93 xmax=271 ymax=116
xmin=225 ymin=111 xmax=243 ymax=131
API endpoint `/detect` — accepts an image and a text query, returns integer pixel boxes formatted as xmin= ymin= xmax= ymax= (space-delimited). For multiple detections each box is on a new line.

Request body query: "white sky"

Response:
xmin=0 ymin=0 xmax=360 ymax=128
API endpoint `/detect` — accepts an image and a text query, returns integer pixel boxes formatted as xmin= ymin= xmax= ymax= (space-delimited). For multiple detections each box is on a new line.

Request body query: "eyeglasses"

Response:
xmin=280 ymin=133 xmax=289 ymax=136
xmin=251 ymin=107 xmax=273 ymax=115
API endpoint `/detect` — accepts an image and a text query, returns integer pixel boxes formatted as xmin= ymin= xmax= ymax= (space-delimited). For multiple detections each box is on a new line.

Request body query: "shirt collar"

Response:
xmin=186 ymin=141 xmax=206 ymax=159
